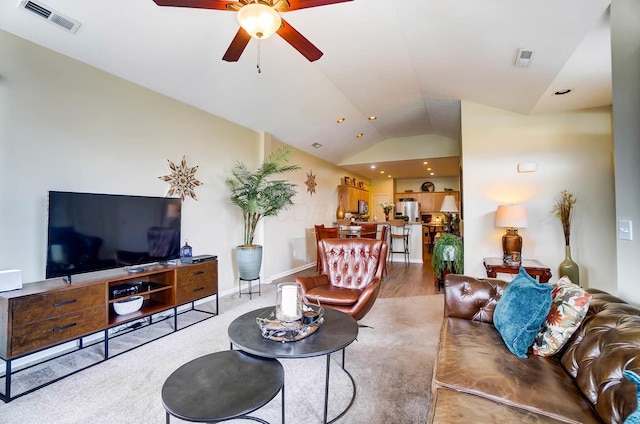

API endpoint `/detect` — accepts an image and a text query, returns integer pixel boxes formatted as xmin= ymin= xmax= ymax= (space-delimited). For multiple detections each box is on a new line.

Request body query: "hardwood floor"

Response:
xmin=274 ymin=256 xmax=440 ymax=298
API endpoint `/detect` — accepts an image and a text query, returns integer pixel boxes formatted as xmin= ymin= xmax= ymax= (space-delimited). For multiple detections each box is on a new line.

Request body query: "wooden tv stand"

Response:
xmin=0 ymin=259 xmax=218 ymax=402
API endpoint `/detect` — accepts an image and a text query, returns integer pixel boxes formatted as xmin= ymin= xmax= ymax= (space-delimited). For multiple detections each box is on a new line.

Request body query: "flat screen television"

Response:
xmin=46 ymin=191 xmax=182 ymax=279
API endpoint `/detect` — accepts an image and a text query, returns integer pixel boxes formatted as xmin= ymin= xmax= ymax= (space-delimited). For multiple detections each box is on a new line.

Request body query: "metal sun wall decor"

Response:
xmin=158 ymin=156 xmax=203 ymax=201
xmin=305 ymin=170 xmax=317 ymax=196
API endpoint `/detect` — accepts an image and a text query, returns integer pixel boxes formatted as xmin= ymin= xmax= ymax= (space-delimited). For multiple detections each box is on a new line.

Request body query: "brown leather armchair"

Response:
xmin=296 ymin=238 xmax=387 ymax=321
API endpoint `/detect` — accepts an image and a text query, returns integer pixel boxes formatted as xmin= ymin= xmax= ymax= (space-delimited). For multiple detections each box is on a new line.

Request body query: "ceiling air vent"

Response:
xmin=515 ymin=48 xmax=534 ymax=68
xmin=19 ymin=0 xmax=81 ymax=33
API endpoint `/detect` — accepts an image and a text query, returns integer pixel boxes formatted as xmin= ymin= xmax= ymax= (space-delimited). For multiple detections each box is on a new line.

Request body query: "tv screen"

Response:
xmin=46 ymin=191 xmax=182 ymax=279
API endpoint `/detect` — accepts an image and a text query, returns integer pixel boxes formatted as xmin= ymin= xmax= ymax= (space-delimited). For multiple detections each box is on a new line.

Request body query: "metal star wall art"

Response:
xmin=305 ymin=170 xmax=317 ymax=196
xmin=158 ymin=156 xmax=203 ymax=201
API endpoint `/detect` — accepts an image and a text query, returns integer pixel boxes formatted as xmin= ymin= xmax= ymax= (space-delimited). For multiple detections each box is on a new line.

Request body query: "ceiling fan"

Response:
xmin=152 ymin=0 xmax=352 ymax=62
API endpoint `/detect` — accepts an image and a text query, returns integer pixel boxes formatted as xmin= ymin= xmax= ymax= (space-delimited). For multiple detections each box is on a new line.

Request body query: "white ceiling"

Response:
xmin=0 ymin=0 xmax=612 ymax=179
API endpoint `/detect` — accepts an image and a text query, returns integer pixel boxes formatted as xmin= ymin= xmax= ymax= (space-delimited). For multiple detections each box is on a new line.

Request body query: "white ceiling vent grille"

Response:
xmin=515 ymin=48 xmax=534 ymax=68
xmin=19 ymin=0 xmax=81 ymax=33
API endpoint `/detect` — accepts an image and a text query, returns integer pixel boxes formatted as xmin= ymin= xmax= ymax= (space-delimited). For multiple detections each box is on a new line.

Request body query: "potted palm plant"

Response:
xmin=226 ymin=146 xmax=300 ymax=280
xmin=432 ymin=233 xmax=464 ymax=277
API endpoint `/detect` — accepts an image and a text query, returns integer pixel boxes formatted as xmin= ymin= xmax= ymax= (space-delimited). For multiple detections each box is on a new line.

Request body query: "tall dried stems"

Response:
xmin=553 ymin=190 xmax=576 ymax=246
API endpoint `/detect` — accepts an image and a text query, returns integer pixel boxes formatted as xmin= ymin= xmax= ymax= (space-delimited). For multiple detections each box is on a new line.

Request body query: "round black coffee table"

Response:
xmin=228 ymin=306 xmax=358 ymax=424
xmin=161 ymin=350 xmax=284 ymax=423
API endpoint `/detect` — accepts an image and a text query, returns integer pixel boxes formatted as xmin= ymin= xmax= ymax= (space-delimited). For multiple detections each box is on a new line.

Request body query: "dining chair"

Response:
xmin=314 ymin=224 xmax=339 ymax=271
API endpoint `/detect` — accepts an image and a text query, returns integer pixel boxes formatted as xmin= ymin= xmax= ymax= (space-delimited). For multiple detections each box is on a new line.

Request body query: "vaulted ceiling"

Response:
xmin=0 ymin=0 xmax=612 ymax=179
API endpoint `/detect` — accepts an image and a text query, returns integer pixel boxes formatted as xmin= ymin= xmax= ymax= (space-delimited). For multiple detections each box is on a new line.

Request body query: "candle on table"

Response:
xmin=281 ymin=284 xmax=298 ymax=319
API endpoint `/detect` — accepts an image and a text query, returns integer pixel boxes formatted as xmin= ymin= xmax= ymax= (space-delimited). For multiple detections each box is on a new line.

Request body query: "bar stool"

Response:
xmin=389 ymin=219 xmax=410 ymax=266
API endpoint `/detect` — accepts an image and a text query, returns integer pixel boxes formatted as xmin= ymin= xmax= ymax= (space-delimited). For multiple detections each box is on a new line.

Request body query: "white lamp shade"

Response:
xmin=495 ymin=205 xmax=528 ymax=228
xmin=237 ymin=3 xmax=281 ymax=39
xmin=440 ymin=195 xmax=458 ymax=213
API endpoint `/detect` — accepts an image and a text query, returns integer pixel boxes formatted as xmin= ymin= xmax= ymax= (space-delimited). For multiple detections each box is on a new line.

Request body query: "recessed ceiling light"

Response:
xmin=427 ymin=167 xmax=432 ymax=171
xmin=356 ymin=133 xmax=363 ymax=138
xmin=368 ymin=116 xmax=377 ymax=120
xmin=379 ymin=171 xmax=385 ymax=174
xmin=311 ymin=142 xmax=322 ymax=148
xmin=430 ymin=172 xmax=435 ymax=176
xmin=370 ymin=165 xmax=376 ymax=169
xmin=387 ymin=175 xmax=392 ymax=178
xmin=337 ymin=117 xmax=345 ymax=123
xmin=554 ymin=89 xmax=572 ymax=95
xmin=423 ymin=161 xmax=428 ymax=165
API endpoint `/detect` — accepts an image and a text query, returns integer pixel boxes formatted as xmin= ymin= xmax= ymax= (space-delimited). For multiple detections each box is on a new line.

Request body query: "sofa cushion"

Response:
xmin=493 ymin=268 xmax=553 ymax=358
xmin=532 ymin=276 xmax=592 ymax=357
xmin=430 ymin=388 xmax=570 ymax=424
xmin=433 ymin=318 xmax=601 ymax=424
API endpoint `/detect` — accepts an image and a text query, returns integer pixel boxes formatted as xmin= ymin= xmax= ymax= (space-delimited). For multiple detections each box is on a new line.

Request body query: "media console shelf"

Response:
xmin=0 ymin=259 xmax=218 ymax=402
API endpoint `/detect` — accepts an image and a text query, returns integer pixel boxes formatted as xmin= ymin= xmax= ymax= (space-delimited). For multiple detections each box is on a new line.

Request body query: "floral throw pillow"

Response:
xmin=532 ymin=276 xmax=591 ymax=357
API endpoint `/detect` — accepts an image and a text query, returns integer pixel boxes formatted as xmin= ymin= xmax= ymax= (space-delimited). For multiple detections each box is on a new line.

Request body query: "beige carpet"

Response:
xmin=0 ymin=286 xmax=443 ymax=424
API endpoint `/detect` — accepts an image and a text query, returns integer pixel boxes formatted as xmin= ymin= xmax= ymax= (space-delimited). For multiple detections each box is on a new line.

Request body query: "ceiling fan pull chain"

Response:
xmin=257 ymin=39 xmax=262 ymax=74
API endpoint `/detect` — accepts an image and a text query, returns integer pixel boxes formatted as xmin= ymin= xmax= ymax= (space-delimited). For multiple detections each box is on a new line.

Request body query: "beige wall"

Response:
xmin=611 ymin=0 xmax=640 ymax=304
xmin=0 ymin=31 xmax=259 ymax=295
xmin=262 ymin=138 xmax=367 ymax=280
xmin=0 ymin=31 xmax=354 ymax=294
xmin=461 ymin=102 xmax=615 ymax=292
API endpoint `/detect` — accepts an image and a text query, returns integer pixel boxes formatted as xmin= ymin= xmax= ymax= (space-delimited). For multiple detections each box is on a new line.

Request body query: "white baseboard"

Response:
xmin=266 ymin=263 xmax=315 ymax=283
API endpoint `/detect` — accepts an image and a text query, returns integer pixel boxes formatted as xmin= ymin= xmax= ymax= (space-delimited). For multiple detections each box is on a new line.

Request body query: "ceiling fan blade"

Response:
xmin=286 ymin=0 xmax=352 ymax=11
xmin=222 ymin=28 xmax=252 ymax=62
xmin=152 ymin=0 xmax=240 ymax=11
xmin=271 ymin=0 xmax=291 ymax=12
xmin=277 ymin=18 xmax=322 ymax=62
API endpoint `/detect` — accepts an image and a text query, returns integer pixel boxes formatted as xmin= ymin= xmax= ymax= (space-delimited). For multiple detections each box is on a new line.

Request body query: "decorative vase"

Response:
xmin=236 ymin=245 xmax=263 ymax=280
xmin=385 ymin=213 xmax=389 ymax=221
xmin=558 ymin=245 xmax=580 ymax=286
xmin=336 ymin=203 xmax=345 ymax=220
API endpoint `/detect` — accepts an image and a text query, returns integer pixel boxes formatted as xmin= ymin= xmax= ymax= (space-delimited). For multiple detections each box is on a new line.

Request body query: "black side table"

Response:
xmin=162 ymin=350 xmax=284 ymax=423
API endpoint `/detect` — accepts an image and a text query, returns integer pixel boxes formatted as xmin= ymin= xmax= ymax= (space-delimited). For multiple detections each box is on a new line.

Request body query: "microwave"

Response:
xmin=358 ymin=200 xmax=369 ymax=215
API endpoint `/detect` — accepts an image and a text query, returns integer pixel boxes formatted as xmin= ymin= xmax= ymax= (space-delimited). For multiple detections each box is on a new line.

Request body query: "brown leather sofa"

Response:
xmin=297 ymin=237 xmax=387 ymax=321
xmin=429 ymin=274 xmax=640 ymax=424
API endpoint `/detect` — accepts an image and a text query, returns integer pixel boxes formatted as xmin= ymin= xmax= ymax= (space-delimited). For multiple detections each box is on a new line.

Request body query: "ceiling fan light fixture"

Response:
xmin=237 ymin=3 xmax=281 ymax=40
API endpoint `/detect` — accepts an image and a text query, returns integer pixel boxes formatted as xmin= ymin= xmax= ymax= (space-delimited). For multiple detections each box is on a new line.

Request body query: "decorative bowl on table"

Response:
xmin=113 ymin=295 xmax=144 ymax=315
xmin=256 ymin=304 xmax=324 ymax=343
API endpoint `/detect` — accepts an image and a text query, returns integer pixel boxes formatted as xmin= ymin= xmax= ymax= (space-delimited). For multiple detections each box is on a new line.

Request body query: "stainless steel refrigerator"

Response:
xmin=396 ymin=200 xmax=420 ymax=222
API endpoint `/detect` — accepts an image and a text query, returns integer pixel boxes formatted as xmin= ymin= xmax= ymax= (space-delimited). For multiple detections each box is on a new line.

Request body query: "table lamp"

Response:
xmin=495 ymin=205 xmax=528 ymax=265
xmin=440 ymin=195 xmax=458 ymax=233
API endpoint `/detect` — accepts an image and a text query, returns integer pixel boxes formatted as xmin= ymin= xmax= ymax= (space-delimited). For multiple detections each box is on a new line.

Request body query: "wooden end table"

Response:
xmin=483 ymin=257 xmax=552 ymax=283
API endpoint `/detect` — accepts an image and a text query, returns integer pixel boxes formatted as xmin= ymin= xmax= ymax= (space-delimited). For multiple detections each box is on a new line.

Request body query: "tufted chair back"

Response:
xmin=318 ymin=238 xmax=386 ymax=290
xmin=297 ymin=237 xmax=387 ymax=321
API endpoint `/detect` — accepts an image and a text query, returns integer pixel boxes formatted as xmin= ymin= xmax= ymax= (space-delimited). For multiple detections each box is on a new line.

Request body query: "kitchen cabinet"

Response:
xmin=338 ymin=185 xmax=370 ymax=214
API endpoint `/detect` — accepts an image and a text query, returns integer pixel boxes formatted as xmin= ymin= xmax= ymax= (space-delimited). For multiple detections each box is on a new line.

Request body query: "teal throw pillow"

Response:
xmin=493 ymin=268 xmax=553 ymax=358
xmin=623 ymin=370 xmax=640 ymax=424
